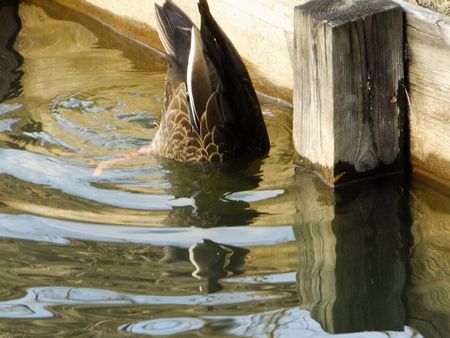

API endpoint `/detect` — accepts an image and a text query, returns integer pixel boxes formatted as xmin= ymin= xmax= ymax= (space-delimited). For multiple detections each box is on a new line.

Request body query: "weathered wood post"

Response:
xmin=293 ymin=0 xmax=406 ymax=186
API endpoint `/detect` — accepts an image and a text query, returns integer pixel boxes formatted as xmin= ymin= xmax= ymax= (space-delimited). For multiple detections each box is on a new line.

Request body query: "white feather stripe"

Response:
xmin=187 ymin=27 xmax=200 ymax=132
xmin=155 ymin=6 xmax=175 ymax=56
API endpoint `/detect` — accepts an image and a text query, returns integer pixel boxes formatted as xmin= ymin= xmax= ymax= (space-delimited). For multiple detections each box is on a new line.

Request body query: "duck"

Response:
xmin=151 ymin=0 xmax=270 ymax=163
xmin=94 ymin=0 xmax=269 ymax=176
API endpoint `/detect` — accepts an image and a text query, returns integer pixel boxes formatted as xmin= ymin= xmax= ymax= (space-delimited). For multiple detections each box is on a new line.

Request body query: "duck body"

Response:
xmin=152 ymin=0 xmax=270 ymax=164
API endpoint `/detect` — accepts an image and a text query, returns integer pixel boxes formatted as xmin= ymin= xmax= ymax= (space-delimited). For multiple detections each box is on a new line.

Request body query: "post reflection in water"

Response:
xmin=0 ymin=0 xmax=23 ymax=102
xmin=292 ymin=170 xmax=411 ymax=334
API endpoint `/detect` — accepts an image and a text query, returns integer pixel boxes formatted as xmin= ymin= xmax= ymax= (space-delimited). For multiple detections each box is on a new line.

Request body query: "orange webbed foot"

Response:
xmin=93 ymin=146 xmax=152 ymax=177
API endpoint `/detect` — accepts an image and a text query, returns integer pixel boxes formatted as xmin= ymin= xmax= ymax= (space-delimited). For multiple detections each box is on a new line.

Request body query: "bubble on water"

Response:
xmin=119 ymin=317 xmax=205 ymax=336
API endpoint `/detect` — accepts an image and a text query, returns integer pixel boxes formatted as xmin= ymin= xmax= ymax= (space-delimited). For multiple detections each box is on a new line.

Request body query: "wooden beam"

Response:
xmin=293 ymin=0 xmax=406 ymax=186
xmin=47 ymin=0 xmax=304 ymax=101
xmin=394 ymin=0 xmax=450 ymax=184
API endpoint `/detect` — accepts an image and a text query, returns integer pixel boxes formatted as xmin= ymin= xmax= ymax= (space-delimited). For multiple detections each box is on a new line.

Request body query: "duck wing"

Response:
xmin=198 ymin=0 xmax=270 ymax=158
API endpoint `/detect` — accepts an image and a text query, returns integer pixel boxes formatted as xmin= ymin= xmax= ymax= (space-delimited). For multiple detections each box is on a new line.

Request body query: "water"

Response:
xmin=0 ymin=1 xmax=448 ymax=337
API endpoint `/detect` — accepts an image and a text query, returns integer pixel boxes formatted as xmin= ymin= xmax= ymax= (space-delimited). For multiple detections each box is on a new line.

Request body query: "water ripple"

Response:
xmin=0 ymin=148 xmax=173 ymax=210
xmin=224 ymin=272 xmax=297 ymax=285
xmin=120 ymin=308 xmax=423 ymax=338
xmin=0 ymin=103 xmax=22 ymax=115
xmin=0 ymin=118 xmax=19 ymax=132
xmin=0 ymin=213 xmax=294 ymax=246
xmin=120 ymin=317 xmax=205 ymax=336
xmin=0 ymin=286 xmax=283 ymax=319
xmin=0 ymin=286 xmax=423 ymax=337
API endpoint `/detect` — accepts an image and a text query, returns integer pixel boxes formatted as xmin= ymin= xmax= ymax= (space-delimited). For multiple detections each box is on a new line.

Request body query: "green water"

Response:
xmin=0 ymin=1 xmax=448 ymax=337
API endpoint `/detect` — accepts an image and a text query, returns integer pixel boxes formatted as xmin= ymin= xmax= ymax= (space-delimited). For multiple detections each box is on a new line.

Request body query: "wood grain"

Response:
xmin=293 ymin=171 xmax=408 ymax=333
xmin=395 ymin=0 xmax=450 ymax=183
xmin=294 ymin=0 xmax=406 ymax=186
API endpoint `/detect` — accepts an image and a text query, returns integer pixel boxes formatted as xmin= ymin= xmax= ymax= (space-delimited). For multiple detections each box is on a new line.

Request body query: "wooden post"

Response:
xmin=293 ymin=0 xmax=406 ymax=186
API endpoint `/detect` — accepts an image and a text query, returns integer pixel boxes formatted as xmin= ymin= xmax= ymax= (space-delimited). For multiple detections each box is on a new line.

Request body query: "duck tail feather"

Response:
xmin=198 ymin=0 xmax=258 ymax=116
xmin=155 ymin=1 xmax=194 ymax=58
xmin=198 ymin=0 xmax=249 ymax=80
xmin=198 ymin=0 xmax=270 ymax=155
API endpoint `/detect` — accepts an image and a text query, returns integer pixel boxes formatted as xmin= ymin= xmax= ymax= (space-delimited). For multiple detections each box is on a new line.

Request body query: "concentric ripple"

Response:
xmin=119 ymin=318 xmax=205 ymax=336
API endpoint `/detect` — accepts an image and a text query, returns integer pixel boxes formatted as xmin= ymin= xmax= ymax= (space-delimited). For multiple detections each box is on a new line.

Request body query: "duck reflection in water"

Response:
xmin=161 ymin=240 xmax=249 ymax=293
xmin=158 ymin=159 xmax=260 ymax=292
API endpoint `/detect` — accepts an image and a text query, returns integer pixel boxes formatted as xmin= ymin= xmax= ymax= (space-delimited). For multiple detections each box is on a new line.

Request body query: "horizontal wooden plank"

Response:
xmin=50 ymin=0 xmax=311 ymax=101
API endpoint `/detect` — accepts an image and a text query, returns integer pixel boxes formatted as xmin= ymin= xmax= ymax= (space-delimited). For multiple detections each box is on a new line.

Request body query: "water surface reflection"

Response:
xmin=0 ymin=1 xmax=448 ymax=338
xmin=293 ymin=173 xmax=410 ymax=333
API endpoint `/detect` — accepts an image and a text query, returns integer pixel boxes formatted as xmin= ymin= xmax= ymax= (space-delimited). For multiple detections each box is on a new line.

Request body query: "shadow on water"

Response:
xmin=292 ymin=171 xmax=412 ymax=334
xmin=0 ymin=0 xmax=23 ymax=102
